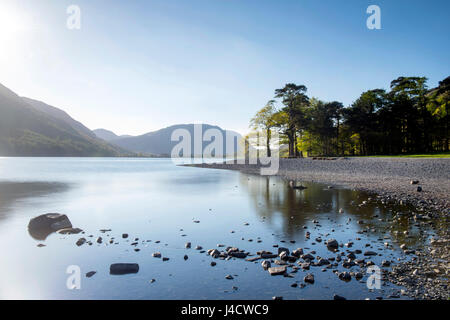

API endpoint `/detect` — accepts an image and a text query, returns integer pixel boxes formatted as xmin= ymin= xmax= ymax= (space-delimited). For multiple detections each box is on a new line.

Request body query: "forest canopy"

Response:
xmin=250 ymin=76 xmax=450 ymax=157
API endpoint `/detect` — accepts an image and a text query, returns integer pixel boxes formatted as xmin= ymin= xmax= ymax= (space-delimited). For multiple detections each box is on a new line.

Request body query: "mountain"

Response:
xmin=21 ymin=97 xmax=96 ymax=139
xmin=93 ymin=128 xmax=132 ymax=141
xmin=0 ymin=83 xmax=132 ymax=157
xmin=96 ymin=124 xmax=244 ymax=156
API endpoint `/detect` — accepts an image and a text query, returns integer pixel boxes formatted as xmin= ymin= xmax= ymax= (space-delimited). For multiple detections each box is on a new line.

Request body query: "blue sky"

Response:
xmin=0 ymin=0 xmax=449 ymax=135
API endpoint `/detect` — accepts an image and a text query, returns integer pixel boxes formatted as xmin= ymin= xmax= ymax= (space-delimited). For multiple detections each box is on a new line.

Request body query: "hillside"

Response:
xmin=0 ymin=83 xmax=131 ymax=157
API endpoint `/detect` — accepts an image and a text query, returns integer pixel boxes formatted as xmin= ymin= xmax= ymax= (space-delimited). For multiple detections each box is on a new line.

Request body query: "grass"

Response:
xmin=363 ymin=152 xmax=450 ymax=158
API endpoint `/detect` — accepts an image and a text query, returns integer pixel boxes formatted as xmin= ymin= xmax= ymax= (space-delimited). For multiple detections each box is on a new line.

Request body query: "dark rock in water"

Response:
xmin=152 ymin=252 xmax=161 ymax=258
xmin=382 ymin=260 xmax=391 ymax=267
xmin=261 ymin=260 xmax=271 ymax=269
xmin=28 ymin=213 xmax=73 ymax=240
xmin=110 ymin=263 xmax=139 ymax=275
xmin=76 ymin=238 xmax=86 ymax=246
xmin=162 ymin=257 xmax=169 ymax=261
xmin=417 ymin=186 xmax=422 ymax=192
xmin=211 ymin=262 xmax=217 ymax=267
xmin=410 ymin=180 xmax=419 ymax=185
xmin=268 ymin=266 xmax=287 ymax=276
xmin=225 ymin=275 xmax=233 ymax=280
xmin=333 ymin=294 xmax=346 ymax=300
xmin=86 ymin=271 xmax=96 ymax=278
xmin=278 ymin=247 xmax=290 ymax=256
xmin=57 ymin=228 xmax=83 ymax=235
xmin=272 ymin=296 xmax=283 ymax=300
xmin=301 ymin=253 xmax=315 ymax=261
xmin=261 ymin=253 xmax=278 ymax=259
xmin=317 ymin=258 xmax=330 ymax=266
xmin=347 ymin=252 xmax=356 ymax=260
xmin=37 ymin=243 xmax=46 ymax=247
xmin=304 ymin=273 xmax=315 ymax=284
xmin=185 ymin=242 xmax=191 ymax=249
xmin=97 ymin=237 xmax=102 ymax=244
xmin=326 ymin=239 xmax=339 ymax=249
xmin=229 ymin=251 xmax=248 ymax=259
xmin=184 ymin=255 xmax=189 ymax=260
xmin=292 ymin=248 xmax=304 ymax=257
xmin=338 ymin=272 xmax=351 ymax=281
xmin=364 ymin=251 xmax=377 ymax=256
xmin=122 ymin=234 xmax=128 ymax=239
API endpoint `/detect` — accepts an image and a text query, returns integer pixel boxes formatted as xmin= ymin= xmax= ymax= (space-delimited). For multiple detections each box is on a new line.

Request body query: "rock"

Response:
xmin=57 ymin=227 xmax=83 ymax=235
xmin=195 ymin=245 xmax=203 ymax=250
xmin=279 ymin=251 xmax=289 ymax=261
xmin=278 ymin=247 xmax=290 ymax=255
xmin=86 ymin=271 xmax=96 ymax=278
xmin=417 ymin=186 xmax=422 ymax=192
xmin=149 ymin=279 xmax=156 ymax=283
xmin=110 ymin=263 xmax=139 ymax=275
xmin=301 ymin=253 xmax=315 ymax=261
xmin=300 ymin=262 xmax=310 ymax=270
xmin=184 ymin=255 xmax=189 ymax=260
xmin=347 ymin=252 xmax=356 ymax=260
xmin=225 ymin=275 xmax=233 ymax=280
xmin=185 ymin=242 xmax=191 ymax=249
xmin=152 ymin=252 xmax=161 ymax=258
xmin=304 ymin=273 xmax=315 ymax=284
xmin=338 ymin=272 xmax=351 ymax=281
xmin=268 ymin=266 xmax=287 ymax=276
xmin=333 ymin=294 xmax=346 ymax=300
xmin=261 ymin=253 xmax=278 ymax=259
xmin=317 ymin=258 xmax=330 ymax=266
xmin=382 ymin=260 xmax=391 ymax=267
xmin=229 ymin=251 xmax=248 ymax=259
xmin=210 ymin=249 xmax=221 ymax=257
xmin=76 ymin=238 xmax=86 ymax=246
xmin=211 ymin=262 xmax=217 ymax=267
xmin=37 ymin=243 xmax=46 ymax=247
xmin=355 ymin=272 xmax=363 ymax=280
xmin=364 ymin=251 xmax=377 ymax=256
xmin=28 ymin=213 xmax=73 ymax=240
xmin=339 ymin=208 xmax=344 ymax=214
xmin=122 ymin=233 xmax=128 ymax=239
xmin=162 ymin=257 xmax=169 ymax=261
xmin=400 ymin=244 xmax=407 ymax=250
xmin=292 ymin=248 xmax=304 ymax=257
xmin=97 ymin=237 xmax=102 ymax=244
xmin=261 ymin=260 xmax=271 ymax=269
xmin=326 ymin=239 xmax=339 ymax=249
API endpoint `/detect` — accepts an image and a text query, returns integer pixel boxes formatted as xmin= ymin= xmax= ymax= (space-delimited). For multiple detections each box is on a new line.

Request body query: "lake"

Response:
xmin=0 ymin=158 xmax=420 ymax=299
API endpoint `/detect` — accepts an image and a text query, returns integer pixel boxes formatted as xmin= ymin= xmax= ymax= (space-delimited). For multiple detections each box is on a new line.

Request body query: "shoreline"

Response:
xmin=184 ymin=157 xmax=450 ymax=300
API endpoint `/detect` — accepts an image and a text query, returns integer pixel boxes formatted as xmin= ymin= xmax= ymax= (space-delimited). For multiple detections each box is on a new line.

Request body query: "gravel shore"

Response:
xmin=186 ymin=157 xmax=450 ymax=214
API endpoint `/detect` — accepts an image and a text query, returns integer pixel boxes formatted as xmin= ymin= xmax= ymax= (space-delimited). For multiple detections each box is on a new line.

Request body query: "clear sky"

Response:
xmin=0 ymin=0 xmax=449 ymax=136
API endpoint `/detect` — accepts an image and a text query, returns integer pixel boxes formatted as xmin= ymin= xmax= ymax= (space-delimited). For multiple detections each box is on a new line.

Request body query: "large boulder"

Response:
xmin=28 ymin=213 xmax=72 ymax=240
xmin=110 ymin=263 xmax=140 ymax=275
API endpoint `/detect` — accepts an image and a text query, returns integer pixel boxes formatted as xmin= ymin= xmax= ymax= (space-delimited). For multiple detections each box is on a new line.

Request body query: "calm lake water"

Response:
xmin=0 ymin=158 xmax=422 ymax=299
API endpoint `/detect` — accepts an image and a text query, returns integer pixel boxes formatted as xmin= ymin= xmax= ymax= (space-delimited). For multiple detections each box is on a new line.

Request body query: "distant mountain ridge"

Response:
xmin=0 ymin=83 xmax=132 ymax=157
xmin=94 ymin=124 xmax=243 ymax=156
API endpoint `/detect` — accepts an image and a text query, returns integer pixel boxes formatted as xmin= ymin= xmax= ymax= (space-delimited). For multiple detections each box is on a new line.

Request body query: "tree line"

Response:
xmin=250 ymin=76 xmax=449 ymax=157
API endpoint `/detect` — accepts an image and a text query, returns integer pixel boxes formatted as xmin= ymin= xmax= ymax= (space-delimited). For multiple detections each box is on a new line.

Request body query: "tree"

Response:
xmin=250 ymin=100 xmax=277 ymax=157
xmin=274 ymin=83 xmax=309 ymax=157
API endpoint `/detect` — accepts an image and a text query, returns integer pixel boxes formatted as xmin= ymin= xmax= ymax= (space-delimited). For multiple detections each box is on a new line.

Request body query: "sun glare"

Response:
xmin=0 ymin=3 xmax=28 ymax=42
